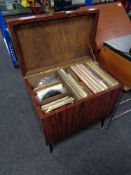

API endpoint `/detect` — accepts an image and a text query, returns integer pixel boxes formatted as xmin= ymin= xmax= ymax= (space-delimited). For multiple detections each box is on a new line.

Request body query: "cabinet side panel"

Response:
xmin=100 ymin=47 xmax=131 ymax=88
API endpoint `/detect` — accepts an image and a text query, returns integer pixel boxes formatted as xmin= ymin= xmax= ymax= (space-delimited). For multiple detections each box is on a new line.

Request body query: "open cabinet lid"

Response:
xmin=7 ymin=9 xmax=99 ymax=76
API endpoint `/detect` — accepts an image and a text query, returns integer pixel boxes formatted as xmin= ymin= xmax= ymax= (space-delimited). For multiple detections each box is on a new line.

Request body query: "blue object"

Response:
xmin=0 ymin=12 xmax=18 ymax=67
xmin=85 ymin=0 xmax=92 ymax=6
xmin=57 ymin=0 xmax=91 ymax=11
xmin=127 ymin=0 xmax=131 ymax=13
xmin=60 ymin=0 xmax=65 ymax=11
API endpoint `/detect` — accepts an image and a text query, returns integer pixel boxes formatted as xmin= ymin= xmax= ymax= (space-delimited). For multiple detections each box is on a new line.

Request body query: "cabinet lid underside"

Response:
xmin=7 ymin=10 xmax=99 ymax=76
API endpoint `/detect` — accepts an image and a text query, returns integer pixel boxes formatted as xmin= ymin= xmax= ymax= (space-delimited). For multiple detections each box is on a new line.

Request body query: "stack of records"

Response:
xmin=32 ymin=59 xmax=118 ymax=113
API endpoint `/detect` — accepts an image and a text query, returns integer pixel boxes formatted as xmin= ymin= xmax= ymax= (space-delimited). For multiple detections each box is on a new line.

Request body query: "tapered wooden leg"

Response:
xmin=106 ymin=117 xmax=112 ymax=129
xmin=106 ymin=93 xmax=123 ymax=129
xmin=49 ymin=144 xmax=53 ymax=153
xmin=101 ymin=118 xmax=105 ymax=128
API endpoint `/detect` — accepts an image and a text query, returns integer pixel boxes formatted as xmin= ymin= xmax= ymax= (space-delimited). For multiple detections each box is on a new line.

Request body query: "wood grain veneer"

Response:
xmin=7 ymin=10 xmax=123 ymax=147
xmin=25 ymin=79 xmax=122 ymax=144
xmin=100 ymin=47 xmax=131 ymax=88
xmin=80 ymin=2 xmax=131 ymax=49
xmin=7 ymin=10 xmax=99 ymax=76
xmin=80 ymin=3 xmax=131 ymax=89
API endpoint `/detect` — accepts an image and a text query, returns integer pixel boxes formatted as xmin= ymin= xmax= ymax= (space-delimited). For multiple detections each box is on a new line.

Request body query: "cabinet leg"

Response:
xmin=101 ymin=118 xmax=105 ymax=128
xmin=106 ymin=93 xmax=123 ymax=129
xmin=49 ymin=144 xmax=53 ymax=153
xmin=106 ymin=117 xmax=112 ymax=129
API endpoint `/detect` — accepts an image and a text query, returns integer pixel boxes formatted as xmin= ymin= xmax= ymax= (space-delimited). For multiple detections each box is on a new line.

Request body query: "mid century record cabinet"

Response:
xmin=7 ymin=9 xmax=122 ymax=152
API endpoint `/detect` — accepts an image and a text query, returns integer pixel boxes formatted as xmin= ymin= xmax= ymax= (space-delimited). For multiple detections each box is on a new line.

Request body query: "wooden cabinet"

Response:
xmin=100 ymin=47 xmax=131 ymax=88
xmin=7 ymin=10 xmax=122 ymax=151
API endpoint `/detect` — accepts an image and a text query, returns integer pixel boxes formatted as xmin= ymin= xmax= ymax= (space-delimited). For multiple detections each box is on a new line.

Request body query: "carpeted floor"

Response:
xmin=0 ymin=31 xmax=131 ymax=175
